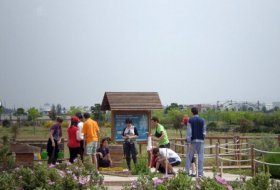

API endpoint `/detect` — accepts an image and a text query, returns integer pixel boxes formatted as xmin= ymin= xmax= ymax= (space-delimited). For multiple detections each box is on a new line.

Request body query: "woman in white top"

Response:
xmin=75 ymin=112 xmax=84 ymax=161
xmin=122 ymin=118 xmax=138 ymax=170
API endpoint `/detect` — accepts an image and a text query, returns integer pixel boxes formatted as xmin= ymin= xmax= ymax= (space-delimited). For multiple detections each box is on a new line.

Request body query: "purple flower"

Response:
xmin=57 ymin=170 xmax=65 ymax=178
xmin=215 ymin=175 xmax=227 ymax=185
xmin=48 ymin=164 xmax=55 ymax=168
xmin=79 ymin=176 xmax=89 ymax=185
xmin=153 ymin=178 xmax=164 ymax=186
xmin=47 ymin=180 xmax=55 ymax=185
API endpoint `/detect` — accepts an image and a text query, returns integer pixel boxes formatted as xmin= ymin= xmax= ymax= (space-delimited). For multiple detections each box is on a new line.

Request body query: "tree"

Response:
xmin=91 ymin=104 xmax=105 ymax=121
xmin=165 ymin=103 xmax=181 ymax=114
xmin=67 ymin=106 xmax=83 ymax=116
xmin=14 ymin=108 xmax=26 ymax=128
xmin=27 ymin=107 xmax=42 ymax=134
xmin=49 ymin=104 xmax=57 ymax=120
xmin=28 ymin=107 xmax=41 ymax=121
xmin=0 ymin=103 xmax=3 ymax=122
xmin=56 ymin=104 xmax=62 ymax=115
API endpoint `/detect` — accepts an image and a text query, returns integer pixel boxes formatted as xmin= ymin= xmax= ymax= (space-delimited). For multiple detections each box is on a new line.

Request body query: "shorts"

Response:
xmin=168 ymin=158 xmax=181 ymax=166
xmin=86 ymin=141 xmax=98 ymax=155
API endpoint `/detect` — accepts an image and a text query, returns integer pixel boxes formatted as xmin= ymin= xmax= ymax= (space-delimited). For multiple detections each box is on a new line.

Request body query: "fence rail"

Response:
xmin=169 ymin=135 xmax=280 ymax=176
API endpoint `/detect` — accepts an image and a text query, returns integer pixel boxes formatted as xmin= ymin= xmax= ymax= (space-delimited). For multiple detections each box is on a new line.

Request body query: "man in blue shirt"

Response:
xmin=185 ymin=107 xmax=206 ymax=177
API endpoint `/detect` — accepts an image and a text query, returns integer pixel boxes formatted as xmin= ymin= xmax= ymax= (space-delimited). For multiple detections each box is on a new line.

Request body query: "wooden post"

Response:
xmin=251 ymin=144 xmax=256 ymax=176
xmin=215 ymin=142 xmax=219 ymax=171
xmin=225 ymin=138 xmax=228 ymax=154
xmin=210 ymin=138 xmax=213 ymax=154
xmin=278 ymin=135 xmax=280 ymax=146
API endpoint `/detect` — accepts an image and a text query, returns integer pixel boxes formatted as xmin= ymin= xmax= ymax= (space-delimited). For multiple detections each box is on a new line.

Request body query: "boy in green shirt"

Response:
xmin=150 ymin=116 xmax=170 ymax=148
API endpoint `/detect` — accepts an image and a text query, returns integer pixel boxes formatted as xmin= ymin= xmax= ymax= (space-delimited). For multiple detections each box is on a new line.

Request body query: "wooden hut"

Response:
xmin=100 ymin=92 xmax=163 ymax=167
xmin=9 ymin=142 xmax=41 ymax=166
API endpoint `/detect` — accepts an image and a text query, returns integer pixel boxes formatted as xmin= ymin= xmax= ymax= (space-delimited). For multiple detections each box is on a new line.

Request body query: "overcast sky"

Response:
xmin=0 ymin=0 xmax=280 ymax=109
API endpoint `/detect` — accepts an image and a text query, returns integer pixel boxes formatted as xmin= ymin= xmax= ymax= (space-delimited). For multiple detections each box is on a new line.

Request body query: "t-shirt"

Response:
xmin=50 ymin=124 xmax=62 ymax=141
xmin=159 ymin=148 xmax=181 ymax=163
xmin=155 ymin=124 xmax=169 ymax=146
xmin=82 ymin=118 xmax=100 ymax=143
xmin=77 ymin=121 xmax=84 ymax=141
xmin=67 ymin=126 xmax=80 ymax=148
xmin=122 ymin=125 xmax=138 ymax=143
xmin=97 ymin=147 xmax=109 ymax=158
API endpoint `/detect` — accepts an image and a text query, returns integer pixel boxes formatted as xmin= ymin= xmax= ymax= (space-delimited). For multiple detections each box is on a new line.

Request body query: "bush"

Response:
xmin=242 ymin=172 xmax=270 ymax=190
xmin=43 ymin=121 xmax=54 ymax=128
xmin=164 ymin=170 xmax=192 ymax=189
xmin=264 ymin=147 xmax=280 ymax=179
xmin=200 ymin=177 xmax=227 ymax=190
xmin=207 ymin=121 xmax=220 ymax=131
xmin=131 ymin=154 xmax=150 ymax=175
xmin=61 ymin=121 xmax=69 ymax=128
xmin=2 ymin=119 xmax=10 ymax=128
xmin=0 ymin=158 xmax=106 ymax=190
xmin=103 ymin=122 xmax=111 ymax=128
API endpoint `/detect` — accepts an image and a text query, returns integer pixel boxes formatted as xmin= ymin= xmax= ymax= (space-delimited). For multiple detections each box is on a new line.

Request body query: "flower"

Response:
xmin=153 ymin=178 xmax=164 ymax=186
xmin=215 ymin=175 xmax=227 ymax=185
xmin=79 ymin=176 xmax=89 ymax=185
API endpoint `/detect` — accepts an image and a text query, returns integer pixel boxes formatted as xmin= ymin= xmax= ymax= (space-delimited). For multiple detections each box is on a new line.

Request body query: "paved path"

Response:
xmin=103 ymin=167 xmax=250 ymax=190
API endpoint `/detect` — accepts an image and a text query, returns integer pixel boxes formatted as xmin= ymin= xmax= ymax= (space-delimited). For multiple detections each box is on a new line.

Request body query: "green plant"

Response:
xmin=242 ymin=172 xmax=270 ymax=190
xmin=43 ymin=121 xmax=54 ymax=128
xmin=131 ymin=154 xmax=150 ymax=175
xmin=164 ymin=170 xmax=193 ymax=190
xmin=0 ymin=171 xmax=16 ymax=190
xmin=2 ymin=119 xmax=11 ymax=128
xmin=61 ymin=121 xmax=69 ymax=128
xmin=199 ymin=177 xmax=227 ymax=190
xmin=264 ymin=147 xmax=280 ymax=179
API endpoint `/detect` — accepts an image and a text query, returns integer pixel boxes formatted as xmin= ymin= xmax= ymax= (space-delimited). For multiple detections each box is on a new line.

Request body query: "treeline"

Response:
xmin=151 ymin=103 xmax=280 ymax=134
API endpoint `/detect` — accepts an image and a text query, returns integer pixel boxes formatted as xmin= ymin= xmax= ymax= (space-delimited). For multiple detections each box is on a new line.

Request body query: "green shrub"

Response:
xmin=131 ymin=154 xmax=150 ymax=175
xmin=2 ymin=119 xmax=10 ymax=128
xmin=264 ymin=147 xmax=280 ymax=179
xmin=242 ymin=172 xmax=270 ymax=190
xmin=104 ymin=122 xmax=111 ymax=128
xmin=43 ymin=121 xmax=53 ymax=128
xmin=200 ymin=177 xmax=227 ymax=190
xmin=61 ymin=121 xmax=69 ymax=128
xmin=164 ymin=170 xmax=193 ymax=190
xmin=207 ymin=121 xmax=218 ymax=131
xmin=0 ymin=171 xmax=16 ymax=190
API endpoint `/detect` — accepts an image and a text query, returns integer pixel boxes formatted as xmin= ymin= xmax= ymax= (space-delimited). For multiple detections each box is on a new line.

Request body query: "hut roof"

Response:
xmin=9 ymin=143 xmax=41 ymax=153
xmin=100 ymin=92 xmax=163 ymax=111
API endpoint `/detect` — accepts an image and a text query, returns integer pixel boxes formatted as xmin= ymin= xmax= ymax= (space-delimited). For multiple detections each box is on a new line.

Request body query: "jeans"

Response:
xmin=185 ymin=142 xmax=204 ymax=176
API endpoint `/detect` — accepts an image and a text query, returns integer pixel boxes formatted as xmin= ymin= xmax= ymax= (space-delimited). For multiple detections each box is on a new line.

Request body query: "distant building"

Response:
xmin=39 ymin=103 xmax=51 ymax=115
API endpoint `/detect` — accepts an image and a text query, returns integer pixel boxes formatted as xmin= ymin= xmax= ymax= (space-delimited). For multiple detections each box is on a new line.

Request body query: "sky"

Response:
xmin=0 ymin=0 xmax=280 ymax=109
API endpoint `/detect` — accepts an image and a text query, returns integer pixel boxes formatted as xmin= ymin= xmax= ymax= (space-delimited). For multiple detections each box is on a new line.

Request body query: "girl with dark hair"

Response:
xmin=122 ymin=118 xmax=138 ymax=170
xmin=67 ymin=116 xmax=81 ymax=163
xmin=97 ymin=138 xmax=112 ymax=167
xmin=47 ymin=117 xmax=63 ymax=165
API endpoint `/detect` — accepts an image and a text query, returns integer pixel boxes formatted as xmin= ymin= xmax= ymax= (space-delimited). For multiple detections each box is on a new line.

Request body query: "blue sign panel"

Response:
xmin=114 ymin=114 xmax=149 ymax=142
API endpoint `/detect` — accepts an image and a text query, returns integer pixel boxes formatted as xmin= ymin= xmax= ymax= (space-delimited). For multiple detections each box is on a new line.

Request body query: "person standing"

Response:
xmin=185 ymin=107 xmax=206 ymax=177
xmin=47 ymin=117 xmax=63 ymax=165
xmin=82 ymin=112 xmax=100 ymax=172
xmin=150 ymin=116 xmax=170 ymax=148
xmin=75 ymin=112 xmax=84 ymax=161
xmin=182 ymin=116 xmax=197 ymax=177
xmin=122 ymin=118 xmax=138 ymax=170
xmin=67 ymin=116 xmax=81 ymax=163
